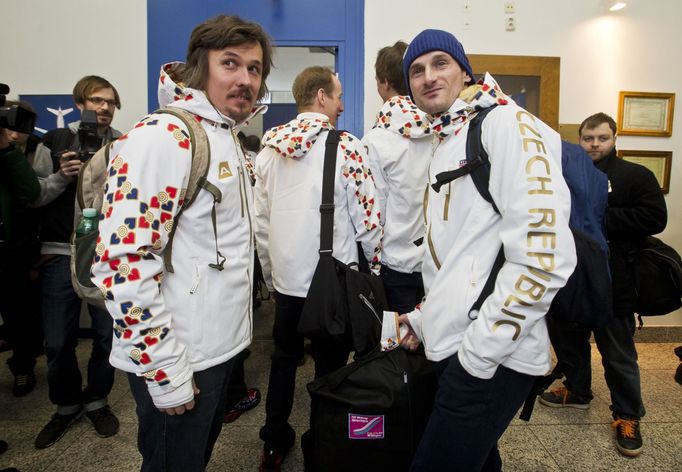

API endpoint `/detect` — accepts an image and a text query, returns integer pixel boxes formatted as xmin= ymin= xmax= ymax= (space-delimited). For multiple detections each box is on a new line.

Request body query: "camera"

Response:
xmin=0 ymin=83 xmax=37 ymax=135
xmin=77 ymin=109 xmax=102 ymax=161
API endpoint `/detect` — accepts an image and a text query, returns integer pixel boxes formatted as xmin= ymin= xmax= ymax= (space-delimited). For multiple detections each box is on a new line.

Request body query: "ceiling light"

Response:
xmin=609 ymin=1 xmax=627 ymax=11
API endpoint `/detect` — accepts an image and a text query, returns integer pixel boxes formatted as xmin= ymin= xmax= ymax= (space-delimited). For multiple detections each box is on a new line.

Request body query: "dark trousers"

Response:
xmin=259 ymin=292 xmax=350 ymax=452
xmin=380 ymin=265 xmax=425 ymax=314
xmin=41 ymin=255 xmax=114 ymax=411
xmin=410 ymin=353 xmax=534 ymax=472
xmin=547 ymin=313 xmax=645 ymax=418
xmin=128 ymin=359 xmax=235 ymax=472
xmin=0 ymin=243 xmax=40 ymax=374
xmin=225 ymin=348 xmax=249 ymax=408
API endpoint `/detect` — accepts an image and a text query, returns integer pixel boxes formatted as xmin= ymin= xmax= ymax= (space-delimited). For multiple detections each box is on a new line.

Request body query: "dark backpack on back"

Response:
xmin=432 ymin=105 xmax=613 ymax=329
xmin=634 ymin=236 xmax=682 ymax=317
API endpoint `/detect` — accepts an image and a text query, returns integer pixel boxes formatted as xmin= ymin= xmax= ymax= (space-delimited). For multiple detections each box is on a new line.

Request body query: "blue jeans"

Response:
xmin=410 ymin=354 xmax=534 ymax=472
xmin=380 ymin=265 xmax=425 ymax=314
xmin=41 ymin=255 xmax=114 ymax=411
xmin=547 ymin=313 xmax=645 ymax=418
xmin=128 ymin=359 xmax=234 ymax=472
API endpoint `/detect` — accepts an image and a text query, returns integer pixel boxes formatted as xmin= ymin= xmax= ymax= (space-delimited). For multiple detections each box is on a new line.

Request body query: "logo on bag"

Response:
xmin=348 ymin=414 xmax=384 ymax=439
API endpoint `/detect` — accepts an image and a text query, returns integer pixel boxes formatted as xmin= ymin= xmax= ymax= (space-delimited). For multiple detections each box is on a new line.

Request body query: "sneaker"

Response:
xmin=612 ymin=415 xmax=642 ymax=457
xmin=86 ymin=406 xmax=120 ymax=438
xmin=259 ymin=447 xmax=289 ymax=472
xmin=13 ymin=371 xmax=36 ymax=397
xmin=35 ymin=409 xmax=83 ymax=449
xmin=538 ymin=386 xmax=590 ymax=409
xmin=223 ymin=388 xmax=261 ymax=423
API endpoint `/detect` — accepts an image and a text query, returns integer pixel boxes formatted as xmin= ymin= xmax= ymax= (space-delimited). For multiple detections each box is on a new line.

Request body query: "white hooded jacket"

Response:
xmin=362 ymin=95 xmax=431 ymax=274
xmin=254 ymin=112 xmax=382 ymax=297
xmin=406 ymin=74 xmax=577 ymax=380
xmin=91 ymin=63 xmax=264 ymax=408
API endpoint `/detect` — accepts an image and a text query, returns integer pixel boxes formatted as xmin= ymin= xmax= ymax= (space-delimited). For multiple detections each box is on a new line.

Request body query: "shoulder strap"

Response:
xmin=430 ymin=105 xmax=499 ymax=214
xmin=151 ymin=107 xmax=214 ymax=273
xmin=152 ymin=107 xmax=211 ymax=208
xmin=75 ymin=142 xmax=112 ymax=212
xmin=319 ymin=129 xmax=341 ymax=256
xmin=450 ymin=105 xmax=503 ymax=316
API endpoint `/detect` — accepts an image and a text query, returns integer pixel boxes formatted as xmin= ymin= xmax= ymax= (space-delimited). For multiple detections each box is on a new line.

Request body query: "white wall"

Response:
xmin=365 ymin=0 xmax=682 ymax=326
xmin=2 ymin=0 xmax=148 ymax=135
xmin=3 ymin=0 xmax=680 ymax=325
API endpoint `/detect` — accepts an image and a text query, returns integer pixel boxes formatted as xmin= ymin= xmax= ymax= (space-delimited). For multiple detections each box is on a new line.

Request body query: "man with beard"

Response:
xmin=33 ymin=75 xmax=122 ymax=448
xmin=539 ymin=112 xmax=667 ymax=457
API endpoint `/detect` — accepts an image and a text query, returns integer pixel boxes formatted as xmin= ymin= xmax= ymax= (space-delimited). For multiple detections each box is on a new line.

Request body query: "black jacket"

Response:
xmin=595 ymin=149 xmax=667 ymax=316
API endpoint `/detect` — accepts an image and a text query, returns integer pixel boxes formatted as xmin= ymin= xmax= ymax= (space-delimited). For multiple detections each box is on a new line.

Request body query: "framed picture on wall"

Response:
xmin=617 ymin=150 xmax=672 ymax=193
xmin=617 ymin=91 xmax=675 ymax=137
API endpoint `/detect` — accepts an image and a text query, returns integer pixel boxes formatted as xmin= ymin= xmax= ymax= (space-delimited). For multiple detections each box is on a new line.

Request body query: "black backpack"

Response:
xmin=634 ymin=236 xmax=682 ymax=318
xmin=432 ymin=105 xmax=613 ymax=329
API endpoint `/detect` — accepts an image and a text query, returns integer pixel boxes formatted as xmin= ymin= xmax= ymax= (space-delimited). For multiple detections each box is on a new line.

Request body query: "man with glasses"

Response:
xmin=32 ymin=75 xmax=122 ymax=449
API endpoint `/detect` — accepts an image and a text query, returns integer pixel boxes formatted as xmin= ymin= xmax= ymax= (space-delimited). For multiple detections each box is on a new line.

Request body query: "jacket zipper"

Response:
xmin=233 ymin=129 xmax=255 ymax=328
xmin=190 ymin=266 xmax=200 ymax=294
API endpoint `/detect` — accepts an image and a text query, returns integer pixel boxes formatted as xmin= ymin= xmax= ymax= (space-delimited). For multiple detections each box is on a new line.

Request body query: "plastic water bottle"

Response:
xmin=76 ymin=208 xmax=99 ymax=237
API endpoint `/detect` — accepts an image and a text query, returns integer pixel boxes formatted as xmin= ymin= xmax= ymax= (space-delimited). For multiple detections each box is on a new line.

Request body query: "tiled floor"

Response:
xmin=1 ymin=300 xmax=680 ymax=471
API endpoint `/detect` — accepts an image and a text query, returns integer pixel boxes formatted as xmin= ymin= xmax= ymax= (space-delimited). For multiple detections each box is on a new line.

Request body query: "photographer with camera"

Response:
xmin=0 ymin=89 xmax=42 ymax=403
xmin=30 ymin=75 xmax=122 ymax=449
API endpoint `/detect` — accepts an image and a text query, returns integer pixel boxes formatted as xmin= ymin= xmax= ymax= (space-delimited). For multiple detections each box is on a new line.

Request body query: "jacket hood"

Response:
xmin=157 ymin=62 xmax=266 ymax=128
xmin=372 ymin=95 xmax=430 ymax=139
xmin=262 ymin=112 xmax=333 ymax=159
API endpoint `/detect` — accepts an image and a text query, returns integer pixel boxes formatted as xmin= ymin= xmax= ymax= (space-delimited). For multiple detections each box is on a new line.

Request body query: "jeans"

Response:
xmin=547 ymin=313 xmax=645 ymax=418
xmin=410 ymin=354 xmax=534 ymax=472
xmin=41 ymin=255 xmax=114 ymax=411
xmin=128 ymin=359 xmax=235 ymax=472
xmin=380 ymin=265 xmax=425 ymax=314
xmin=259 ymin=292 xmax=350 ymax=452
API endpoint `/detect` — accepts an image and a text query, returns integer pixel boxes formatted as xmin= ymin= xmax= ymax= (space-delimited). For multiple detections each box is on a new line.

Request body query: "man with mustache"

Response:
xmin=90 ymin=15 xmax=273 ymax=471
xmin=32 ymin=75 xmax=122 ymax=449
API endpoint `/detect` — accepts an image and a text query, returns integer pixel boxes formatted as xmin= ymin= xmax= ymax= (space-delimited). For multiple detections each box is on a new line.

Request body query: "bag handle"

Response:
xmin=319 ymin=130 xmax=341 ymax=256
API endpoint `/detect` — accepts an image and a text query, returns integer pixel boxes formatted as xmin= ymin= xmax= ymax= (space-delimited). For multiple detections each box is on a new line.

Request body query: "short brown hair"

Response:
xmin=579 ymin=112 xmax=617 ymax=137
xmin=72 ymin=75 xmax=121 ymax=109
xmin=375 ymin=41 xmax=408 ymax=96
xmin=184 ymin=15 xmax=273 ymax=100
xmin=292 ymin=66 xmax=335 ymax=109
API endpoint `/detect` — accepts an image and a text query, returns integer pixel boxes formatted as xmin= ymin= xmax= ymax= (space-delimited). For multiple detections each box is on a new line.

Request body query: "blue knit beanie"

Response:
xmin=403 ymin=29 xmax=474 ymax=99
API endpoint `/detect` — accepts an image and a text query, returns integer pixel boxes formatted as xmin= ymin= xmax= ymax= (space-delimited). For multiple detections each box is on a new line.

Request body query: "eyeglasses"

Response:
xmin=87 ymin=96 xmax=117 ymax=107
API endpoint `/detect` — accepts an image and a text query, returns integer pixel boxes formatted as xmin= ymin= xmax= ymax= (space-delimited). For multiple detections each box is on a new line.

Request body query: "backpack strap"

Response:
xmin=151 ymin=107 xmax=212 ymax=273
xmin=76 ymin=142 xmax=112 ymax=212
xmin=431 ymin=105 xmax=499 ymax=213
xmin=319 ymin=130 xmax=341 ymax=257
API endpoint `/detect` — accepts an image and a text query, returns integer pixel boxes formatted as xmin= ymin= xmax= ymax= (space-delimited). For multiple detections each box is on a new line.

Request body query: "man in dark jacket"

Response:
xmin=0 ymin=125 xmax=41 ymax=397
xmin=539 ymin=112 xmax=667 ymax=458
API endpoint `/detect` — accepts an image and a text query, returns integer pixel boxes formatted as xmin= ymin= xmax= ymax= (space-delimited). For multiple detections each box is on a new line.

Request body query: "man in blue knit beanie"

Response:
xmin=398 ymin=29 xmax=576 ymax=471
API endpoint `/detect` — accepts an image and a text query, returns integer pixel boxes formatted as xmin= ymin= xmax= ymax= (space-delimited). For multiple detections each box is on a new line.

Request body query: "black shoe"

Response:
xmin=612 ymin=415 xmax=642 ymax=457
xmin=259 ymin=447 xmax=289 ymax=472
xmin=538 ymin=386 xmax=590 ymax=410
xmin=223 ymin=388 xmax=261 ymax=423
xmin=35 ymin=409 xmax=84 ymax=449
xmin=12 ymin=371 xmax=36 ymax=397
xmin=0 ymin=440 xmax=8 ymax=454
xmin=86 ymin=406 xmax=119 ymax=438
